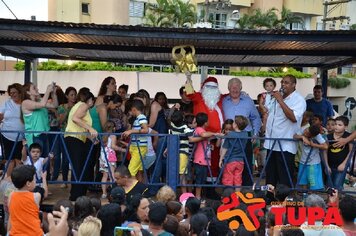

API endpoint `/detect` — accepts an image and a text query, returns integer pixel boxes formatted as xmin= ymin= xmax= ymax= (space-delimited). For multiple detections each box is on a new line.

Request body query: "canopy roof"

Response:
xmin=0 ymin=18 xmax=356 ymax=69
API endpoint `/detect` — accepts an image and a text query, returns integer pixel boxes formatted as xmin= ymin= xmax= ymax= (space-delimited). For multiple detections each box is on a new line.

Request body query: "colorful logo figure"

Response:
xmin=217 ymin=192 xmax=266 ymax=231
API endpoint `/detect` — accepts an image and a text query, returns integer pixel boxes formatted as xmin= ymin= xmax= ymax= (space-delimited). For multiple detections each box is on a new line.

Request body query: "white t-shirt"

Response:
xmin=264 ymin=90 xmax=306 ymax=154
xmin=23 ymin=157 xmax=45 ymax=184
xmin=0 ymin=98 xmax=25 ymax=141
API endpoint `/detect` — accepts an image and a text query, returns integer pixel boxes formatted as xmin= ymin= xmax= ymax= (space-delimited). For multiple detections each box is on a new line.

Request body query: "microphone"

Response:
xmin=279 ymin=88 xmax=284 ymax=96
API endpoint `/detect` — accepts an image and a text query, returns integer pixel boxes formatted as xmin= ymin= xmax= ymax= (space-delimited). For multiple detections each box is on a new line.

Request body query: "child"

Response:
xmin=258 ymin=78 xmax=277 ymax=133
xmin=216 ymin=119 xmax=234 ymax=156
xmin=100 ymin=120 xmax=125 ymax=199
xmin=184 ymin=114 xmax=196 ymax=192
xmin=189 ymin=112 xmax=218 ymax=199
xmin=261 ymin=78 xmax=277 ymax=110
xmin=312 ymin=114 xmax=327 ymax=134
xmin=294 ymin=124 xmax=327 ymax=190
xmin=122 ymin=99 xmax=148 ymax=182
xmin=8 ymin=165 xmax=43 ymax=235
xmin=295 ymin=111 xmax=314 ymax=171
xmin=169 ymin=110 xmax=194 ymax=193
xmin=22 ymin=142 xmax=50 ymax=199
xmin=326 ymin=118 xmax=336 ymax=135
xmin=324 ymin=116 xmax=353 ymax=189
xmin=219 ymin=116 xmax=249 ymax=189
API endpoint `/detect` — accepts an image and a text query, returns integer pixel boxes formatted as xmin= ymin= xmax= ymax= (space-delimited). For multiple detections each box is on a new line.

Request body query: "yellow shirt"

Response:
xmin=65 ymin=101 xmax=92 ymax=143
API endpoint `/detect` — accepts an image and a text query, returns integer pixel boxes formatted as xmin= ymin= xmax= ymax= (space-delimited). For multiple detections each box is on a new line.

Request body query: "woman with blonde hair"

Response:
xmin=77 ymin=216 xmax=102 ymax=236
xmin=156 ymin=185 xmax=176 ymax=203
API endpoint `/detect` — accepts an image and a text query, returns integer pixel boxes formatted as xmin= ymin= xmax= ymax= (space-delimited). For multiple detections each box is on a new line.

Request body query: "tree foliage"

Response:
xmin=230 ymin=68 xmax=311 ymax=78
xmin=237 ymin=7 xmax=304 ymax=30
xmin=144 ymin=0 xmax=197 ymax=27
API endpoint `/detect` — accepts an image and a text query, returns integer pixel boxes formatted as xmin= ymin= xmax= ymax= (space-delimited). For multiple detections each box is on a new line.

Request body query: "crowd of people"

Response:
xmin=0 ymin=74 xmax=356 ymax=235
xmin=1 ymin=164 xmax=356 ymax=236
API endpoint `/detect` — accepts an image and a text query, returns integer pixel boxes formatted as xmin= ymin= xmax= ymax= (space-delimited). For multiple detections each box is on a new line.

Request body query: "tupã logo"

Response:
xmin=217 ymin=192 xmax=266 ymax=231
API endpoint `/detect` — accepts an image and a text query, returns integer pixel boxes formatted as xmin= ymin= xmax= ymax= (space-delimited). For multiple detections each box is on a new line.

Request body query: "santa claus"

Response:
xmin=185 ymin=76 xmax=224 ymax=185
xmin=185 ymin=76 xmax=224 ymax=132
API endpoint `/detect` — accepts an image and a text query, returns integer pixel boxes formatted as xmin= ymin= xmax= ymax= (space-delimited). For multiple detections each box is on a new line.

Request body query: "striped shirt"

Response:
xmin=131 ymin=114 xmax=148 ymax=146
xmin=169 ymin=123 xmax=193 ymax=155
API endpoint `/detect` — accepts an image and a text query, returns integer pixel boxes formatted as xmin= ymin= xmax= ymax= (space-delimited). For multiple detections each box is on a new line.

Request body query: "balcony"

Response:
xmin=194 ymin=0 xmax=253 ymax=7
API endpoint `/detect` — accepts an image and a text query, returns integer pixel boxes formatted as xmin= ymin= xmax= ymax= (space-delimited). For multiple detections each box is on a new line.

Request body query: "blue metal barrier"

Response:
xmin=1 ymin=130 xmax=355 ymax=195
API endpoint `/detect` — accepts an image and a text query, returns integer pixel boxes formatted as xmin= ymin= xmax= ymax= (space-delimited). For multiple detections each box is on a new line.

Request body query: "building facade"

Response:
xmin=48 ymin=0 xmax=353 ymax=30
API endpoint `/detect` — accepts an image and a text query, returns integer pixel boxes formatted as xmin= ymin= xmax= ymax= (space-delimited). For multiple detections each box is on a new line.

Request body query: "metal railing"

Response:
xmin=1 ymin=130 xmax=355 ymax=194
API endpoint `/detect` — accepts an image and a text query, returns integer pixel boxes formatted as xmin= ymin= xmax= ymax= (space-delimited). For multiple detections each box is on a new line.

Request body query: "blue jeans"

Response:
xmin=328 ymin=168 xmax=346 ymax=190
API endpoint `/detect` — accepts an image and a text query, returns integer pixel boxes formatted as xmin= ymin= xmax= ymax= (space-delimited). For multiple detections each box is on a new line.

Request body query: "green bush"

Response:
xmin=14 ymin=61 xmax=25 ymax=70
xmin=13 ymin=62 xmax=311 ymax=79
xmin=328 ymin=77 xmax=351 ymax=89
xmin=229 ymin=68 xmax=311 ymax=78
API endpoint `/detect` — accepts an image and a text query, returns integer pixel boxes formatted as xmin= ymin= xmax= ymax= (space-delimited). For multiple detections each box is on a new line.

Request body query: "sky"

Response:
xmin=0 ymin=0 xmax=47 ymax=21
xmin=0 ymin=0 xmax=47 ymax=59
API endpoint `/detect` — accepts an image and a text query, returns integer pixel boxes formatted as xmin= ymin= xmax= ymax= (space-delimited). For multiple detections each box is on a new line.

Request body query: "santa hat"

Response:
xmin=202 ymin=76 xmax=218 ymax=88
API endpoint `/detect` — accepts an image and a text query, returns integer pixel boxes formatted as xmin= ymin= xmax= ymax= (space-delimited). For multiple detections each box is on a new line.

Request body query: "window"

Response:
xmin=129 ymin=1 xmax=145 ymax=17
xmin=291 ymin=22 xmax=304 ymax=30
xmin=209 ymin=13 xmax=227 ymax=29
xmin=82 ymin=3 xmax=89 ymax=15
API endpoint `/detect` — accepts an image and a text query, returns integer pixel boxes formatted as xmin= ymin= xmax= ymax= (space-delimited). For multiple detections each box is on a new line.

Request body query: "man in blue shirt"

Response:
xmin=222 ymin=78 xmax=262 ymax=186
xmin=306 ymin=85 xmax=334 ymax=127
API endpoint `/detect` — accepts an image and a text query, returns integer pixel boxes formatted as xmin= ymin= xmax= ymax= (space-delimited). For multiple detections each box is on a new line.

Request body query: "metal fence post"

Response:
xmin=166 ymin=134 xmax=180 ymax=191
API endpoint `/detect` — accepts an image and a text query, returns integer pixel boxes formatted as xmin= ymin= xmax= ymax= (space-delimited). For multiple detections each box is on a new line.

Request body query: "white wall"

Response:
xmin=0 ymin=71 xmax=354 ymax=129
xmin=0 ymin=71 xmax=315 ymax=99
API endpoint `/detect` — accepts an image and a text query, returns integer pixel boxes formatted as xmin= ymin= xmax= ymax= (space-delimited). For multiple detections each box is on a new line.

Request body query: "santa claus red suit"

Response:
xmin=186 ymin=77 xmax=224 ymax=180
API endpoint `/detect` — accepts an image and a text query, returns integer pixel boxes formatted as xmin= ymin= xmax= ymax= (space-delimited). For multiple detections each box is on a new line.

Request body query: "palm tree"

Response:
xmin=172 ymin=0 xmax=197 ymax=27
xmin=237 ymin=14 xmax=252 ymax=29
xmin=277 ymin=6 xmax=304 ymax=29
xmin=144 ymin=0 xmax=197 ymax=27
xmin=251 ymin=8 xmax=278 ymax=29
xmin=144 ymin=0 xmax=174 ymax=27
xmin=237 ymin=8 xmax=278 ymax=30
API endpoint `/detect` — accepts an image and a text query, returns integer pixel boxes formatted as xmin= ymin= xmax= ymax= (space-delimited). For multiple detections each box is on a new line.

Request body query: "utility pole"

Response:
xmin=322 ymin=0 xmax=351 ymax=30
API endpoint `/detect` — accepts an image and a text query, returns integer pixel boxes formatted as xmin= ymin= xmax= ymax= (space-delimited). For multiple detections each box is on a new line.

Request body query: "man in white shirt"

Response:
xmin=264 ymin=75 xmax=306 ymax=187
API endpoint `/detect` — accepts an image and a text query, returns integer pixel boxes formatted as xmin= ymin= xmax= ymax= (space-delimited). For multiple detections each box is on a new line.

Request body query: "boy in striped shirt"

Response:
xmin=169 ymin=110 xmax=193 ymax=193
xmin=122 ymin=100 xmax=148 ymax=182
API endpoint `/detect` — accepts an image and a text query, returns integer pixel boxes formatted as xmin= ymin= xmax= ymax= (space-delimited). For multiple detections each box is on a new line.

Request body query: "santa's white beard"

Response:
xmin=201 ymin=86 xmax=221 ymax=110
